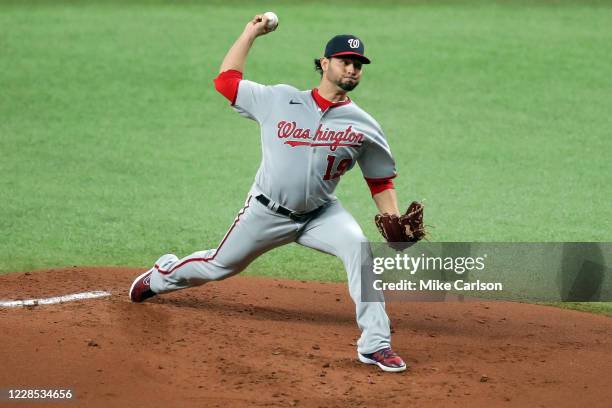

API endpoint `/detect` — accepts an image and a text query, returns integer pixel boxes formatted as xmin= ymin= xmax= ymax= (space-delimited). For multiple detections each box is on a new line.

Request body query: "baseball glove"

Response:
xmin=375 ymin=201 xmax=426 ymax=244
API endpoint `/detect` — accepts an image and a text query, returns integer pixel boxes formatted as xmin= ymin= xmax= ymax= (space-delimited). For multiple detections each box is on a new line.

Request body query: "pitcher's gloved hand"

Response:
xmin=375 ymin=201 xmax=426 ymax=249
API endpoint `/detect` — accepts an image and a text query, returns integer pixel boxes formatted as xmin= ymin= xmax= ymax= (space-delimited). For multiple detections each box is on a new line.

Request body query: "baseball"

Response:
xmin=263 ymin=11 xmax=279 ymax=31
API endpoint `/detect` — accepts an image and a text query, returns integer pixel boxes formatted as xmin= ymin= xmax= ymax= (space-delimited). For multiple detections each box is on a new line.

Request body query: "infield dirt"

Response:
xmin=1 ymin=267 xmax=611 ymax=407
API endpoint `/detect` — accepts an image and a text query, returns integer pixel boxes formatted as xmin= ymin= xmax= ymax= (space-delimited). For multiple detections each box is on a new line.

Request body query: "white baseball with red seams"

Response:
xmin=144 ymin=33 xmax=398 ymax=357
xmin=263 ymin=11 xmax=278 ymax=31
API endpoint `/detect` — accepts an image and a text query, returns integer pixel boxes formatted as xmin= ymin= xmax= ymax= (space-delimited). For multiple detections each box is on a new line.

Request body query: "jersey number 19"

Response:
xmin=323 ymin=155 xmax=352 ymax=180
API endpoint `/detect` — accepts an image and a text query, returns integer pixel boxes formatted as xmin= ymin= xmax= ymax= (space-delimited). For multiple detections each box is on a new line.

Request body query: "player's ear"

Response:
xmin=320 ymin=57 xmax=329 ymax=72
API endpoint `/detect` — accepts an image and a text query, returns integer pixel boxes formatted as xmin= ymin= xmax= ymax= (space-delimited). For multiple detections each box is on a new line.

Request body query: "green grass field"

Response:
xmin=1 ymin=1 xmax=611 ymax=313
xmin=544 ymin=302 xmax=612 ymax=317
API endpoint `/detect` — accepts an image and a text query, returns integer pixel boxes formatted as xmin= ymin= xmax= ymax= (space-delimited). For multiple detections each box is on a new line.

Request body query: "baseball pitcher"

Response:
xmin=129 ymin=13 xmax=425 ymax=373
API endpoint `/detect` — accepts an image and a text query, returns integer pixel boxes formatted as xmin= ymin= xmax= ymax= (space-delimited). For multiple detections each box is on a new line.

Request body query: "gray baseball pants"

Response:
xmin=150 ymin=189 xmax=391 ymax=354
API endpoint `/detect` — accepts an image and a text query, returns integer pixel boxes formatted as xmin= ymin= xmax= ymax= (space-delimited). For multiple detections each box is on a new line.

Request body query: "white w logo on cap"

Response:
xmin=347 ymin=39 xmax=360 ymax=49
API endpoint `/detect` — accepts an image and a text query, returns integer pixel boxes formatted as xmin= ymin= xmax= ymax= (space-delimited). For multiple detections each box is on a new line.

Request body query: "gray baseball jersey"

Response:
xmin=148 ymin=79 xmax=396 ymax=355
xmin=234 ymin=81 xmax=396 ymax=212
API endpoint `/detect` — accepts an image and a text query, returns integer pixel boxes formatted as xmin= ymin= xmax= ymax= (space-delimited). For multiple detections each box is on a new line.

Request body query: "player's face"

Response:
xmin=324 ymin=57 xmax=363 ymax=92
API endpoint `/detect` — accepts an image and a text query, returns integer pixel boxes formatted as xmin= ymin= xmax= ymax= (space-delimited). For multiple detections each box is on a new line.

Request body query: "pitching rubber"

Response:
xmin=358 ymin=352 xmax=407 ymax=373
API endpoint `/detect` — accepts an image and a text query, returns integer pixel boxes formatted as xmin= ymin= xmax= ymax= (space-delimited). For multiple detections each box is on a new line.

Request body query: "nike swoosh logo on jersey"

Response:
xmin=289 ymin=99 xmax=302 ymax=105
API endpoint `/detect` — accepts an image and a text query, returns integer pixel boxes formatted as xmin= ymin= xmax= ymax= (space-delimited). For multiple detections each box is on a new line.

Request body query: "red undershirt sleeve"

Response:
xmin=365 ymin=176 xmax=396 ymax=196
xmin=213 ymin=70 xmax=243 ymax=105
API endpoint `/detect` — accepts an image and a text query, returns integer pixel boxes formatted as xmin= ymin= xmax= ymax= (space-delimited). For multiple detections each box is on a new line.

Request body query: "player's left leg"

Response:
xmin=295 ymin=202 xmax=395 ymax=347
xmin=296 ymin=201 xmax=405 ymax=372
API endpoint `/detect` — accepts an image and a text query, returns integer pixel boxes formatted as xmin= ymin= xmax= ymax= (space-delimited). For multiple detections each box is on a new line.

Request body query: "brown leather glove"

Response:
xmin=375 ymin=201 xmax=426 ymax=243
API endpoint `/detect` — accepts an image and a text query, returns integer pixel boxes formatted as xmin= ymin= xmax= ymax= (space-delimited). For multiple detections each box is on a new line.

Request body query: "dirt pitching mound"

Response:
xmin=0 ymin=267 xmax=611 ymax=407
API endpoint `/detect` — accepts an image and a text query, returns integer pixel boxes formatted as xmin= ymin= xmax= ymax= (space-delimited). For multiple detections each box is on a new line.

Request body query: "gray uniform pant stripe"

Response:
xmin=149 ymin=196 xmax=391 ymax=354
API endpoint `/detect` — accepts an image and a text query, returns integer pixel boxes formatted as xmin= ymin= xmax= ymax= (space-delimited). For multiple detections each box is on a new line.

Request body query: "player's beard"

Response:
xmin=336 ymin=77 xmax=359 ymax=92
xmin=324 ymin=63 xmax=360 ymax=92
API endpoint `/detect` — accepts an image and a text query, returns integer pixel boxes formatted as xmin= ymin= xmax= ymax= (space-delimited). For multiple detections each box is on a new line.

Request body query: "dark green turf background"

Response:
xmin=1 ymin=1 xmax=610 ymax=288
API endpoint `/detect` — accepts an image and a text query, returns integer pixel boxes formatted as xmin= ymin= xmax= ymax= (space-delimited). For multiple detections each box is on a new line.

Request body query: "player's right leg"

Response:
xmin=129 ymin=194 xmax=298 ymax=302
xmin=128 ymin=253 xmax=178 ymax=302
